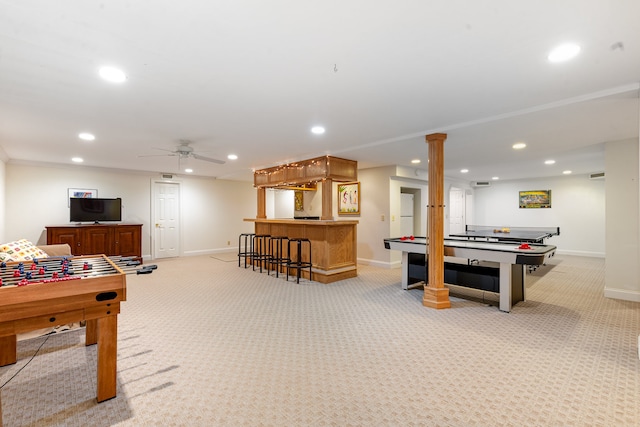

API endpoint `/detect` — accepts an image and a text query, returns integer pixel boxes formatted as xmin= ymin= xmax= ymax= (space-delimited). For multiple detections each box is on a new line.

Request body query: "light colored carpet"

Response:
xmin=210 ymin=252 xmax=238 ymax=262
xmin=1 ymin=255 xmax=639 ymax=426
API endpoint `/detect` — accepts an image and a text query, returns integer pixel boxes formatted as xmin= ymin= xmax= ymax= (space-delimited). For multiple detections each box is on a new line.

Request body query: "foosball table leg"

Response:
xmin=0 ymin=335 xmax=17 ymax=366
xmin=85 ymin=319 xmax=98 ymax=346
xmin=96 ymin=315 xmax=118 ymax=402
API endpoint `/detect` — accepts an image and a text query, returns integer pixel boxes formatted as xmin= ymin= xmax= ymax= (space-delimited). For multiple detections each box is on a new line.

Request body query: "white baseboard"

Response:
xmin=182 ymin=247 xmax=238 ymax=257
xmin=556 ymin=249 xmax=605 ymax=258
xmin=603 ymin=287 xmax=640 ymax=302
xmin=357 ymin=258 xmax=401 ymax=269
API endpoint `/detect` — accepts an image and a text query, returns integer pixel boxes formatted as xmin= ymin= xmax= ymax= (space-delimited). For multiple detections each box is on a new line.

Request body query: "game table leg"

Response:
xmin=85 ymin=319 xmax=98 ymax=346
xmin=96 ymin=315 xmax=118 ymax=402
xmin=401 ymin=251 xmax=410 ymax=290
xmin=499 ymin=263 xmax=512 ymax=312
xmin=0 ymin=335 xmax=17 ymax=366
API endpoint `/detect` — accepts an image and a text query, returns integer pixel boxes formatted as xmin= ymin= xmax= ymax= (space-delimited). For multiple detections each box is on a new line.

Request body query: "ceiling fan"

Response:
xmin=141 ymin=140 xmax=225 ymax=164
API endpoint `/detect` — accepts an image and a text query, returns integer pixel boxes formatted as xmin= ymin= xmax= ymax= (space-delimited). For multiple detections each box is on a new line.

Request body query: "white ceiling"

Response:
xmin=1 ymin=1 xmax=639 ymax=183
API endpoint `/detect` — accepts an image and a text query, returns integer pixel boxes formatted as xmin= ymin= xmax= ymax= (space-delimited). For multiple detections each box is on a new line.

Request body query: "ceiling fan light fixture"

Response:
xmin=311 ymin=126 xmax=325 ymax=135
xmin=228 ymin=154 xmax=238 ymax=160
xmin=78 ymin=132 xmax=95 ymax=141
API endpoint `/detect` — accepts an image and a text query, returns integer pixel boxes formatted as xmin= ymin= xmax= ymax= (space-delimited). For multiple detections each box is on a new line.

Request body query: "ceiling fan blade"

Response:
xmin=151 ymin=147 xmax=177 ymax=153
xmin=192 ymin=153 xmax=225 ymax=164
xmin=138 ymin=153 xmax=178 ymax=158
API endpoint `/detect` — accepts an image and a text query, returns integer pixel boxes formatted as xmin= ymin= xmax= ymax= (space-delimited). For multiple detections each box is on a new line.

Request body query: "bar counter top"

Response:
xmin=245 ymin=218 xmax=359 ymax=226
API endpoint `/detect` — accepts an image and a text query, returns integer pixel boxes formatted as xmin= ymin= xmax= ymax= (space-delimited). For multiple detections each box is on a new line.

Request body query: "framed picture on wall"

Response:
xmin=338 ymin=182 xmax=360 ymax=215
xmin=519 ymin=190 xmax=551 ymax=208
xmin=294 ymin=191 xmax=304 ymax=211
xmin=68 ymin=188 xmax=98 ymax=206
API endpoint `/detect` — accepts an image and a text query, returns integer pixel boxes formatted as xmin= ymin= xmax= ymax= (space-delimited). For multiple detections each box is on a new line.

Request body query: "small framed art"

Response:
xmin=519 ymin=190 xmax=551 ymax=209
xmin=338 ymin=182 xmax=360 ymax=215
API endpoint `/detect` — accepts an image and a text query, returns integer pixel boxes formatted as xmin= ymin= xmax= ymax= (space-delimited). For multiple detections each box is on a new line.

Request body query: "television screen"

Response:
xmin=70 ymin=198 xmax=122 ymax=223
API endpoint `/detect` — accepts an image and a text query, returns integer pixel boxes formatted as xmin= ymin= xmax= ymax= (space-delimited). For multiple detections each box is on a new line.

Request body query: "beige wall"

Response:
xmin=357 ymin=166 xmax=395 ymax=265
xmin=605 ymin=138 xmax=640 ymax=301
xmin=0 ymin=158 xmax=5 ymax=242
xmin=473 ymin=174 xmax=606 ymax=257
xmin=4 ymin=163 xmax=255 ymax=259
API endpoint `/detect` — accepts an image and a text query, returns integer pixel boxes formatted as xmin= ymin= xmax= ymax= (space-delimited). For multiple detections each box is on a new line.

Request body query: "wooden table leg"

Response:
xmin=85 ymin=319 xmax=97 ymax=346
xmin=0 ymin=335 xmax=17 ymax=367
xmin=96 ymin=315 xmax=118 ymax=402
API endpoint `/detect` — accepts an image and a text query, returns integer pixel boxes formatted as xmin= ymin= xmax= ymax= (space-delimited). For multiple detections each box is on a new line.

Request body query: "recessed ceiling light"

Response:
xmin=512 ymin=142 xmax=527 ymax=150
xmin=548 ymin=43 xmax=581 ymax=63
xmin=227 ymin=154 xmax=238 ymax=160
xmin=460 ymin=169 xmax=469 ymax=173
xmin=311 ymin=126 xmax=325 ymax=135
xmin=99 ymin=66 xmax=127 ymax=83
xmin=78 ymin=132 xmax=95 ymax=141
xmin=184 ymin=168 xmax=193 ymax=173
xmin=563 ymin=170 xmax=572 ymax=175
xmin=492 ymin=176 xmax=499 ymax=180
xmin=411 ymin=159 xmax=421 ymax=164
xmin=544 ymin=159 xmax=556 ymax=165
xmin=71 ymin=157 xmax=84 ymax=163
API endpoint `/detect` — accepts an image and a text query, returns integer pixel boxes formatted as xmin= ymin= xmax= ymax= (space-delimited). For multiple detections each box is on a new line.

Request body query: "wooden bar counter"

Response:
xmin=245 ymin=218 xmax=358 ymax=283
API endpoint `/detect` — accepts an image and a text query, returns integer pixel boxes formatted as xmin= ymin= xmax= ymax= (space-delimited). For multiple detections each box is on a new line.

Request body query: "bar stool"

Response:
xmin=252 ymin=234 xmax=271 ymax=273
xmin=287 ymin=238 xmax=312 ymax=283
xmin=269 ymin=236 xmax=290 ymax=278
xmin=238 ymin=233 xmax=255 ymax=268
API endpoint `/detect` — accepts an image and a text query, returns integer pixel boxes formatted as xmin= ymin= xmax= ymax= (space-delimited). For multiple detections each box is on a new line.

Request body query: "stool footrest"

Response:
xmin=238 ymin=233 xmax=256 ymax=268
xmin=287 ymin=238 xmax=312 ymax=283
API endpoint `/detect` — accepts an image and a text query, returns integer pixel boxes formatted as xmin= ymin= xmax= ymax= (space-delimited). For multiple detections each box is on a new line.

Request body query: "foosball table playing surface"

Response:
xmin=0 ymin=254 xmax=127 ymax=403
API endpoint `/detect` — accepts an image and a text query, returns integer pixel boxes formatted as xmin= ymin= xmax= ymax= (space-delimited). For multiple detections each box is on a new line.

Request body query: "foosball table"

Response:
xmin=0 ymin=254 xmax=127 ymax=403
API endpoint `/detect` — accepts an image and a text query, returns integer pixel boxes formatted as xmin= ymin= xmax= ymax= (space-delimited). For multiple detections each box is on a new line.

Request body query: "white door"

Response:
xmin=400 ymin=193 xmax=414 ymax=235
xmin=449 ymin=187 xmax=465 ymax=234
xmin=153 ymin=181 xmax=180 ymax=258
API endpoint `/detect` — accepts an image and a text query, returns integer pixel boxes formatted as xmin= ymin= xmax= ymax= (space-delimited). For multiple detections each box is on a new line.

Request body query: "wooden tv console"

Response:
xmin=46 ymin=224 xmax=142 ymax=259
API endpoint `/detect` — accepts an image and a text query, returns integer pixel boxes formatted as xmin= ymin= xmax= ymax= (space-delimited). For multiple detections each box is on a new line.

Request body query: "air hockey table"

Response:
xmin=384 ymin=236 xmax=557 ymax=312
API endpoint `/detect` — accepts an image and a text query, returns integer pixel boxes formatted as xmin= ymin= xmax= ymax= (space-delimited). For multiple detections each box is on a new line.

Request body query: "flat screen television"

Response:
xmin=70 ymin=197 xmax=122 ymax=223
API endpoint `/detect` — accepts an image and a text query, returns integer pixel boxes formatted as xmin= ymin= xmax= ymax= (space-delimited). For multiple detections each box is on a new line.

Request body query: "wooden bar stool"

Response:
xmin=269 ymin=236 xmax=290 ymax=278
xmin=252 ymin=234 xmax=271 ymax=273
xmin=286 ymin=238 xmax=312 ymax=283
xmin=237 ymin=233 xmax=255 ymax=268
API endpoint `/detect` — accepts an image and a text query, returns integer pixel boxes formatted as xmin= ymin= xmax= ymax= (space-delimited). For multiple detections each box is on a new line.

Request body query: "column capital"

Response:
xmin=425 ymin=133 xmax=448 ymax=143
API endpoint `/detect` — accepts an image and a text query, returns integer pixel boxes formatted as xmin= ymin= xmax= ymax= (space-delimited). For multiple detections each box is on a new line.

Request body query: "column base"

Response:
xmin=423 ymin=286 xmax=451 ymax=309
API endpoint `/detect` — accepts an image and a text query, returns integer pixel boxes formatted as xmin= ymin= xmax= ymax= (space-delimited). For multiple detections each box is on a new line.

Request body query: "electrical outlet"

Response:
xmin=227 ymin=240 xmax=230 ymax=245
xmin=381 ymin=214 xmax=385 ymax=221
